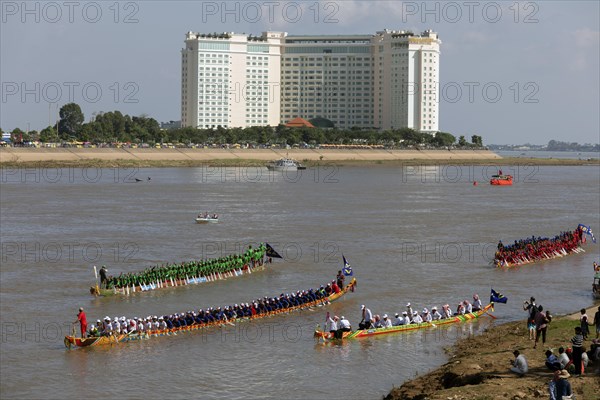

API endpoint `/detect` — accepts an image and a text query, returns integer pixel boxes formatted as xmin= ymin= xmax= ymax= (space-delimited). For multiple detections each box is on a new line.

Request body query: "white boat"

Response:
xmin=266 ymin=158 xmax=306 ymax=171
xmin=196 ymin=215 xmax=219 ymax=224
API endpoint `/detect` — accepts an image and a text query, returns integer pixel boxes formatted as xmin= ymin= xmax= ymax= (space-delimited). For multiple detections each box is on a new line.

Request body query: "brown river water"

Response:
xmin=1 ymin=165 xmax=599 ymax=399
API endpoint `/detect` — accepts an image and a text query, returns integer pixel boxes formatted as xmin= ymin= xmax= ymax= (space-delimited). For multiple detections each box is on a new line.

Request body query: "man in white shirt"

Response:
xmin=431 ymin=307 xmax=442 ymax=320
xmin=382 ymin=314 xmax=393 ymax=328
xmin=412 ymin=311 xmax=423 ymax=324
xmin=472 ymin=294 xmax=482 ymax=311
xmin=464 ymin=301 xmax=473 ymax=314
xmin=557 ymin=347 xmax=570 ymax=369
xmin=510 ymin=350 xmax=528 ymax=375
xmin=335 ymin=316 xmax=351 ymax=339
xmin=327 ymin=315 xmax=338 ymax=333
xmin=393 ymin=313 xmax=403 ymax=326
xmin=422 ymin=308 xmax=432 ymax=323
xmin=112 ymin=317 xmax=121 ymax=334
xmin=359 ymin=305 xmax=373 ymax=329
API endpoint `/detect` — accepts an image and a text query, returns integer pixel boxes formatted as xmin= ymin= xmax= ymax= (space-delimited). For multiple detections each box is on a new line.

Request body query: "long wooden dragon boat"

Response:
xmin=66 ymin=278 xmax=356 ymax=349
xmin=495 ymin=246 xmax=585 ymax=268
xmin=91 ymin=263 xmax=266 ymax=297
xmin=314 ymin=303 xmax=493 ymax=342
xmin=494 ymin=225 xmax=592 ymax=268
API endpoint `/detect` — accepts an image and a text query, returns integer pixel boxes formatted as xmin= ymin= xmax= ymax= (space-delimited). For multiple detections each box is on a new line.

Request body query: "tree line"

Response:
xmin=3 ymin=103 xmax=486 ymax=148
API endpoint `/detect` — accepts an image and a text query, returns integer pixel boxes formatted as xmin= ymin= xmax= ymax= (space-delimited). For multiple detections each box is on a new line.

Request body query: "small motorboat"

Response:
xmin=196 ymin=214 xmax=219 ymax=224
xmin=490 ymin=175 xmax=513 ymax=185
xmin=266 ymin=158 xmax=306 ymax=171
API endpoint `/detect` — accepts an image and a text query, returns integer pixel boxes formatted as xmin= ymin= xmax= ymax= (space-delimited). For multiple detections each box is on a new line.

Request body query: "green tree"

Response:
xmin=58 ymin=103 xmax=84 ymax=138
xmin=458 ymin=135 xmax=467 ymax=146
xmin=471 ymin=135 xmax=483 ymax=146
xmin=433 ymin=131 xmax=456 ymax=147
xmin=39 ymin=126 xmax=57 ymax=142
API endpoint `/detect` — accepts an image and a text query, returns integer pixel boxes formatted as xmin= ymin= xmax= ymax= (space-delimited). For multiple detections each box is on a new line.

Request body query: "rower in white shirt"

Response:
xmin=382 ymin=314 xmax=393 ymax=328
xmin=112 ymin=318 xmax=121 ymax=334
xmin=431 ymin=306 xmax=442 ymax=320
xmin=393 ymin=313 xmax=403 ymax=326
xmin=442 ymin=304 xmax=452 ymax=319
xmin=472 ymin=294 xmax=482 ymax=311
xmin=464 ymin=300 xmax=473 ymax=314
xmin=338 ymin=316 xmax=351 ymax=331
xmin=406 ymin=303 xmax=413 ymax=319
xmin=412 ymin=311 xmax=423 ymax=324
xmin=327 ymin=315 xmax=338 ymax=333
xmin=422 ymin=308 xmax=432 ymax=323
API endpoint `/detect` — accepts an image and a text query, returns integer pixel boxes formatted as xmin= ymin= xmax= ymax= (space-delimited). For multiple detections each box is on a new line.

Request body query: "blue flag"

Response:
xmin=490 ymin=289 xmax=507 ymax=304
xmin=342 ymin=255 xmax=353 ymax=276
xmin=578 ymin=224 xmax=597 ymax=243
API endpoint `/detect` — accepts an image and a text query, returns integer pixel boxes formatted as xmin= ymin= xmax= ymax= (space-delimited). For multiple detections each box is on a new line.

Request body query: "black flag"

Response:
xmin=265 ymin=243 xmax=282 ymax=259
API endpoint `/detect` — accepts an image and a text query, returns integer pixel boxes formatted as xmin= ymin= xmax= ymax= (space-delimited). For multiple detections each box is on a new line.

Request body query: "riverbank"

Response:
xmin=385 ymin=305 xmax=600 ymax=400
xmin=1 ymin=148 xmax=598 ymax=168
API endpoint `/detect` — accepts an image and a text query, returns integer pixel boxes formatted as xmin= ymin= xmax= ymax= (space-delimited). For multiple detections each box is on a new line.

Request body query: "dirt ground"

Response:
xmin=385 ymin=305 xmax=600 ymax=400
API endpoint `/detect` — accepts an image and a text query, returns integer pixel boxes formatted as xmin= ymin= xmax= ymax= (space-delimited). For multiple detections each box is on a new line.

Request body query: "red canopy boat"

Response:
xmin=490 ymin=175 xmax=513 ymax=185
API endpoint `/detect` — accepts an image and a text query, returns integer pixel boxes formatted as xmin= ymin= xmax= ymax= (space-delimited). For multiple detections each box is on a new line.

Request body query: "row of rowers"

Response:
xmin=329 ymin=295 xmax=484 ymax=331
xmin=85 ymin=286 xmax=340 ymax=336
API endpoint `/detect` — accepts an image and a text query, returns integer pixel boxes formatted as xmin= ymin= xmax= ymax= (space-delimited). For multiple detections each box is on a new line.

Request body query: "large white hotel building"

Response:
xmin=181 ymin=29 xmax=440 ymax=132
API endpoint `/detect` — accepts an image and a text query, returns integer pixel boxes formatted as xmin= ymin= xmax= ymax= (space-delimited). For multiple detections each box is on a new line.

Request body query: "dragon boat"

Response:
xmin=91 ymin=263 xmax=266 ymax=297
xmin=90 ymin=243 xmax=275 ymax=296
xmin=314 ymin=303 xmax=494 ymax=342
xmin=494 ymin=247 xmax=585 ymax=268
xmin=494 ymin=225 xmax=593 ymax=268
xmin=66 ymin=278 xmax=356 ymax=349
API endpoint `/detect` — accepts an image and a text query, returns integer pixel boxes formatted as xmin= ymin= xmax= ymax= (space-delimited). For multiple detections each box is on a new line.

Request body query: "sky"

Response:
xmin=1 ymin=0 xmax=599 ymax=145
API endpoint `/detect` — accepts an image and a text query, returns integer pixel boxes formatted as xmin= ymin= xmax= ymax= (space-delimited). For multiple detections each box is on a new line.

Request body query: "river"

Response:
xmin=1 ymin=165 xmax=599 ymax=399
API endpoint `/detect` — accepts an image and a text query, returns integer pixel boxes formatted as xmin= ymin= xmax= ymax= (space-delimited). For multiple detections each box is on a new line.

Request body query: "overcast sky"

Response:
xmin=1 ymin=1 xmax=599 ymax=144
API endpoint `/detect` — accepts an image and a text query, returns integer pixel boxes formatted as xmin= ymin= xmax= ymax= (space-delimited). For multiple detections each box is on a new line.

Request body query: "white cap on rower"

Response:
xmin=361 ymin=305 xmax=365 ymax=309
xmin=383 ymin=314 xmax=388 ymax=319
xmin=406 ymin=303 xmax=411 ymax=307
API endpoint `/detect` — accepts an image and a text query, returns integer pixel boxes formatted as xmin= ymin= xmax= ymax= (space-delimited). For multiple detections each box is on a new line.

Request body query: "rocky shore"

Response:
xmin=385 ymin=305 xmax=600 ymax=400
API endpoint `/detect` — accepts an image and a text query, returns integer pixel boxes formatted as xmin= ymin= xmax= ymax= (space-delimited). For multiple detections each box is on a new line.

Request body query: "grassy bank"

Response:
xmin=385 ymin=305 xmax=600 ymax=400
xmin=0 ymin=157 xmax=598 ymax=169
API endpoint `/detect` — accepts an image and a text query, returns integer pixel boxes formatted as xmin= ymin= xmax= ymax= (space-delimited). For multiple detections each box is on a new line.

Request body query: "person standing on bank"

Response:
xmin=571 ymin=327 xmax=584 ymax=375
xmin=523 ymin=297 xmax=537 ymax=340
xmin=533 ymin=305 xmax=549 ymax=349
xmin=580 ymin=308 xmax=590 ymax=340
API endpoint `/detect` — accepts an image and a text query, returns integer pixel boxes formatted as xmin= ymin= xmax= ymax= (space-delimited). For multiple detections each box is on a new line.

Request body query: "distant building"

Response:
xmin=182 ymin=29 xmax=440 ymax=132
xmin=181 ymin=31 xmax=285 ymax=129
xmin=160 ymin=120 xmax=181 ymax=130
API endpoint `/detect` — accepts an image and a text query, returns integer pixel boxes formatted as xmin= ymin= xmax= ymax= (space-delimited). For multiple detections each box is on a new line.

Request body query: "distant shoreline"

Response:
xmin=1 ymin=148 xmax=598 ymax=168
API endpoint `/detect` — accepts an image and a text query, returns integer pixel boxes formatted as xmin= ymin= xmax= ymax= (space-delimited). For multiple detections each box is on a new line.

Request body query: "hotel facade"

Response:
xmin=181 ymin=29 xmax=440 ymax=132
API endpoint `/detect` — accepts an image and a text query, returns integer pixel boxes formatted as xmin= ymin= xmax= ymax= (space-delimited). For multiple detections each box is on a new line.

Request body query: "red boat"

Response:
xmin=490 ymin=175 xmax=513 ymax=185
